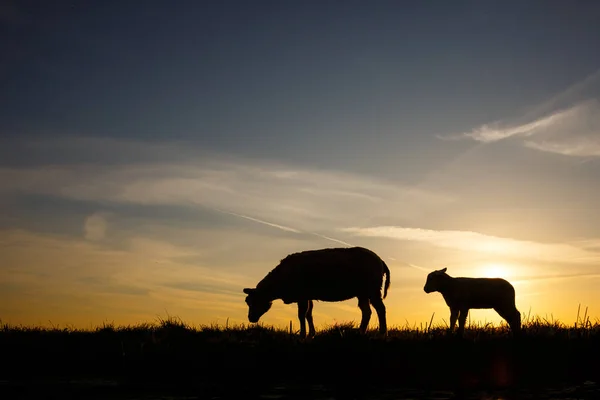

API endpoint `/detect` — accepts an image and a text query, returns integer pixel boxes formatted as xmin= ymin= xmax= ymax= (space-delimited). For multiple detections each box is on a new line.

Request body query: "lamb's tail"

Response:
xmin=382 ymin=260 xmax=391 ymax=299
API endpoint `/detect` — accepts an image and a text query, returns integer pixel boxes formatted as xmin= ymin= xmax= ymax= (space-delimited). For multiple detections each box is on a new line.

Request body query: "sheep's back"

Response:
xmin=272 ymin=247 xmax=386 ymax=301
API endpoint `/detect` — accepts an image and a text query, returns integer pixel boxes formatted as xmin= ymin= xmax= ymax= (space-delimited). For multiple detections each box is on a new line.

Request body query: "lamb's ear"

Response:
xmin=440 ymin=267 xmax=447 ymax=273
xmin=243 ymin=288 xmax=256 ymax=294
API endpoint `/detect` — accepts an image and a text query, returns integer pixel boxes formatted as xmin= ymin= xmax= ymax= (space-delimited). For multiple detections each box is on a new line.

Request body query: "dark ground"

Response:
xmin=1 ymin=318 xmax=600 ymax=399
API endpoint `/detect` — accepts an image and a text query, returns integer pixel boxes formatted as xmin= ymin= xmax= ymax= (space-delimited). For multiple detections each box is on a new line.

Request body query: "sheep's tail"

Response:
xmin=382 ymin=260 xmax=391 ymax=299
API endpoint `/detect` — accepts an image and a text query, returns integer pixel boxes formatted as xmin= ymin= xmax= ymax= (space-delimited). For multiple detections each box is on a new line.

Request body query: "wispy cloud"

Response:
xmin=0 ymin=137 xmax=455 ymax=235
xmin=446 ymin=99 xmax=600 ymax=157
xmin=460 ymin=103 xmax=581 ymax=143
xmin=523 ymin=136 xmax=600 ymax=157
xmin=339 ymin=225 xmax=600 ymax=264
xmin=439 ymin=68 xmax=600 ymax=157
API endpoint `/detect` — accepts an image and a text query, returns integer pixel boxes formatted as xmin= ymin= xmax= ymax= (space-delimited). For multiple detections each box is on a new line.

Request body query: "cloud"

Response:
xmin=523 ymin=136 xmax=600 ymax=157
xmin=440 ymin=68 xmax=600 ymax=157
xmin=0 ymin=137 xmax=455 ymax=236
xmin=460 ymin=103 xmax=582 ymax=143
xmin=84 ymin=212 xmax=109 ymax=241
xmin=451 ymin=99 xmax=600 ymax=157
xmin=339 ymin=225 xmax=600 ymax=264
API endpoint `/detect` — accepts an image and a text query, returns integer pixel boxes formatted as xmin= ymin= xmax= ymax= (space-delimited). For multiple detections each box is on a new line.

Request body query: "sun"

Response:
xmin=479 ymin=263 xmax=512 ymax=279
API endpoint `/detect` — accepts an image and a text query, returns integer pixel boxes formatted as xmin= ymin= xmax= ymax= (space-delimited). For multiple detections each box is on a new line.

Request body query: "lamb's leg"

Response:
xmin=370 ymin=295 xmax=387 ymax=335
xmin=297 ymin=300 xmax=309 ymax=338
xmin=449 ymin=308 xmax=459 ymax=332
xmin=306 ymin=300 xmax=316 ymax=337
xmin=358 ymin=297 xmax=372 ymax=334
xmin=457 ymin=308 xmax=469 ymax=336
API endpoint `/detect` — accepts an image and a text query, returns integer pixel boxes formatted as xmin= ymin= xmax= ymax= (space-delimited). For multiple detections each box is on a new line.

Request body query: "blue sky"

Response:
xmin=2 ymin=0 xmax=600 ymax=328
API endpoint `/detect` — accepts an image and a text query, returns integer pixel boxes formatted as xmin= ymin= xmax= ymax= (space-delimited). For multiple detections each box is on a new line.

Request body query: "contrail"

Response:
xmin=212 ymin=207 xmax=435 ymax=274
xmin=403 ymin=262 xmax=432 ymax=272
xmin=212 ymin=208 xmax=356 ymax=247
xmin=310 ymin=232 xmax=354 ymax=247
xmin=212 ymin=208 xmax=301 ymax=233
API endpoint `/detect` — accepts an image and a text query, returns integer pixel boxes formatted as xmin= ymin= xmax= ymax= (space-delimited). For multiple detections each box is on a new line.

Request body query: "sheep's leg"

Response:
xmin=306 ymin=300 xmax=316 ymax=337
xmin=510 ymin=309 xmax=522 ymax=336
xmin=494 ymin=306 xmax=522 ymax=335
xmin=457 ymin=309 xmax=469 ymax=336
xmin=297 ymin=300 xmax=309 ymax=338
xmin=494 ymin=307 xmax=510 ymax=328
xmin=370 ymin=295 xmax=387 ymax=335
xmin=449 ymin=308 xmax=459 ymax=332
xmin=358 ymin=297 xmax=372 ymax=334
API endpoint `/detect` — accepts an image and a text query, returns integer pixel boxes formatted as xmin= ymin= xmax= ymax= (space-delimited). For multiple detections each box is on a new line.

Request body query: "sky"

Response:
xmin=1 ymin=0 xmax=600 ymax=330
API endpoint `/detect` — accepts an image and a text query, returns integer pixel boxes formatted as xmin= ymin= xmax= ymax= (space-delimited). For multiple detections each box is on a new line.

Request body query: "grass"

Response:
xmin=1 ymin=312 xmax=600 ymax=394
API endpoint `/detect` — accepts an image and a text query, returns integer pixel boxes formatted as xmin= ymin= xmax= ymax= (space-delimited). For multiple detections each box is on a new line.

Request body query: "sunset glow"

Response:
xmin=479 ymin=263 xmax=513 ymax=279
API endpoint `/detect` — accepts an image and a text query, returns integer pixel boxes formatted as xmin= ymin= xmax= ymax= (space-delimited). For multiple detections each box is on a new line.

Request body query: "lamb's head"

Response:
xmin=243 ymin=288 xmax=272 ymax=323
xmin=424 ymin=267 xmax=449 ymax=293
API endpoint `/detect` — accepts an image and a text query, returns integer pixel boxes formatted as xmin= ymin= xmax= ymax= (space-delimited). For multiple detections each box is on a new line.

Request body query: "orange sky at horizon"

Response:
xmin=1 ymin=225 xmax=598 ymax=331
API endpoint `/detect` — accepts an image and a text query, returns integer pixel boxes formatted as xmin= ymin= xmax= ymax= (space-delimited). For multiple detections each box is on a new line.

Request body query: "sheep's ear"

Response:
xmin=440 ymin=267 xmax=447 ymax=273
xmin=243 ymin=288 xmax=256 ymax=294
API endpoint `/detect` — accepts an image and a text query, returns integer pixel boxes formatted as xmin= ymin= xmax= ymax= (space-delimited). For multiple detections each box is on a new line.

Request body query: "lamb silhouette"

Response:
xmin=424 ymin=267 xmax=521 ymax=336
xmin=243 ymin=246 xmax=391 ymax=337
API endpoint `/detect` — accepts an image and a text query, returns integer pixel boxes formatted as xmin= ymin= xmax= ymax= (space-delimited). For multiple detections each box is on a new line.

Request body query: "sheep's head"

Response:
xmin=424 ymin=268 xmax=449 ymax=293
xmin=243 ymin=288 xmax=272 ymax=323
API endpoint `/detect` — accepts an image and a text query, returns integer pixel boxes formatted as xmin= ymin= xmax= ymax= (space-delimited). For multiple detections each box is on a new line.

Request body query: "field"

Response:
xmin=2 ymin=313 xmax=600 ymax=399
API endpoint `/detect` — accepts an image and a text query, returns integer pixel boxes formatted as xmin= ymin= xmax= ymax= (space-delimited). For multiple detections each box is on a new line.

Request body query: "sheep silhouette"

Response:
xmin=243 ymin=246 xmax=391 ymax=337
xmin=424 ymin=267 xmax=521 ymax=336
